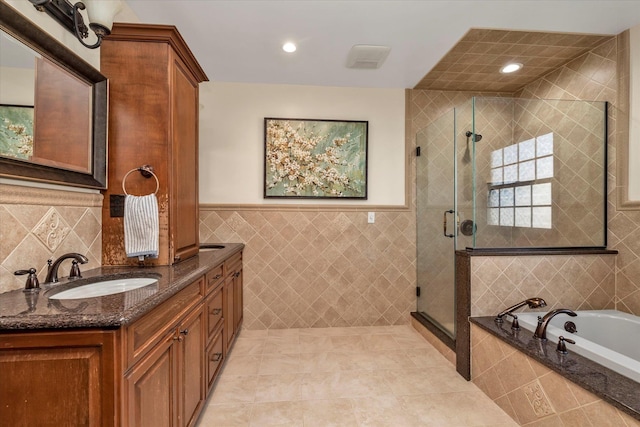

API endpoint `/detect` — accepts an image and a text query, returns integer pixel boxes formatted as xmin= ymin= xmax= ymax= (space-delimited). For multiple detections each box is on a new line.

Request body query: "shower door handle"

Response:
xmin=443 ymin=210 xmax=455 ymax=238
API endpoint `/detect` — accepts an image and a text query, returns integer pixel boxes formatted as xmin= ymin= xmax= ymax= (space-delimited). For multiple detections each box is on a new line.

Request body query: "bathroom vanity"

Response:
xmin=0 ymin=244 xmax=243 ymax=427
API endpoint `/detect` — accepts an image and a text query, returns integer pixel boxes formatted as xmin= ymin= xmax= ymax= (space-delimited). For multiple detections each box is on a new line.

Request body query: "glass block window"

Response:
xmin=487 ymin=133 xmax=553 ymax=229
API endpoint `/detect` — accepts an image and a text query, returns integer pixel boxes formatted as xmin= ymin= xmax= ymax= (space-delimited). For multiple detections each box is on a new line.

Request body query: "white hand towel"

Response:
xmin=124 ymin=194 xmax=159 ymax=259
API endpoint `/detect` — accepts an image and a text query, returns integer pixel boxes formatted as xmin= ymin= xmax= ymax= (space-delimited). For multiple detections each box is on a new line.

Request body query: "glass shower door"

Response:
xmin=416 ymin=109 xmax=458 ymax=338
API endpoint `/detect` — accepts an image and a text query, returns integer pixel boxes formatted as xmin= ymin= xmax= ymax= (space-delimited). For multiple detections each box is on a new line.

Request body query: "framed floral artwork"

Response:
xmin=264 ymin=118 xmax=368 ymax=199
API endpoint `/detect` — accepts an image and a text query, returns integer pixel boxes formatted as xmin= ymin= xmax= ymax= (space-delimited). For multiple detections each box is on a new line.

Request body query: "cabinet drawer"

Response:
xmin=205 ymin=264 xmax=224 ymax=294
xmin=206 ymin=285 xmax=223 ymax=342
xmin=225 ymin=252 xmax=242 ymax=274
xmin=124 ymin=277 xmax=204 ymax=369
xmin=206 ymin=326 xmax=224 ymax=395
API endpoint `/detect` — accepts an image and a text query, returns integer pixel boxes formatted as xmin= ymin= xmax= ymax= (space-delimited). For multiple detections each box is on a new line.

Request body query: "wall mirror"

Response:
xmin=0 ymin=2 xmax=107 ymax=189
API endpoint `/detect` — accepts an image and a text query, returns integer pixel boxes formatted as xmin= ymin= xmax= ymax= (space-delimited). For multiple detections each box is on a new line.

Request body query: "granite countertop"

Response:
xmin=0 ymin=243 xmax=243 ymax=331
xmin=470 ymin=316 xmax=640 ymax=421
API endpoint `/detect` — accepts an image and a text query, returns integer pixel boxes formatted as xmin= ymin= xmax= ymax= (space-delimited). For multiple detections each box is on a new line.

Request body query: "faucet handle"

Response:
xmin=14 ymin=268 xmax=40 ymax=292
xmin=69 ymin=260 xmax=82 ymax=279
xmin=504 ymin=312 xmax=520 ymax=330
xmin=556 ymin=336 xmax=576 ymax=354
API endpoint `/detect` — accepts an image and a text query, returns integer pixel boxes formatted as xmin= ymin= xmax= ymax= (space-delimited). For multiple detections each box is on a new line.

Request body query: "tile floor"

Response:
xmin=196 ymin=325 xmax=518 ymax=427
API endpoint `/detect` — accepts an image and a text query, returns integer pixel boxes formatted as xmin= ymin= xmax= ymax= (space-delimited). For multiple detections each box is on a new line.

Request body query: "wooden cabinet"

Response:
xmin=205 ymin=327 xmax=224 ymax=393
xmin=0 ymin=330 xmax=118 ymax=426
xmin=204 ymin=266 xmax=225 ymax=395
xmin=223 ymin=276 xmax=235 ymax=350
xmin=124 ymin=277 xmax=205 ymax=427
xmin=100 ymin=23 xmax=208 ymax=266
xmin=124 ymin=331 xmax=177 ymax=427
xmin=0 ymin=250 xmax=242 ymax=427
xmin=178 ymin=305 xmax=205 ymax=427
xmin=225 ymin=252 xmax=243 ymax=350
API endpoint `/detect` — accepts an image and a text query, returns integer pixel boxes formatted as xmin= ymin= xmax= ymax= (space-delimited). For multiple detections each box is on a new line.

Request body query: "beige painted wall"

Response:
xmin=198 ymin=82 xmax=406 ymax=206
xmin=0 ymin=67 xmax=34 ymax=105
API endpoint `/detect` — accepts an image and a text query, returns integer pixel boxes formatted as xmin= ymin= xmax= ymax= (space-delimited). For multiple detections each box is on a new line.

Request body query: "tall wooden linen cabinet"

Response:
xmin=101 ymin=23 xmax=208 ymax=266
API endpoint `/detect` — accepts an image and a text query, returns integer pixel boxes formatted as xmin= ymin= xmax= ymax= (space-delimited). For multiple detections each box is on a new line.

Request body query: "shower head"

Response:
xmin=525 ymin=297 xmax=547 ymax=309
xmin=462 ymin=131 xmax=482 ymax=164
xmin=465 ymin=131 xmax=482 ymax=142
xmin=495 ymin=297 xmax=547 ymax=322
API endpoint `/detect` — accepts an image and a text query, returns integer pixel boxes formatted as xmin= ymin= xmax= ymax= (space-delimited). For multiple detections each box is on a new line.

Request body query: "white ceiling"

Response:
xmin=125 ymin=0 xmax=640 ymax=89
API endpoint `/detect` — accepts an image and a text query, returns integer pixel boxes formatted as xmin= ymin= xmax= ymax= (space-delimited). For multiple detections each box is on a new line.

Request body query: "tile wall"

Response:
xmin=200 ymin=209 xmax=415 ymax=329
xmin=470 ymin=254 xmax=616 ymax=317
xmin=0 ymin=184 xmax=103 ymax=294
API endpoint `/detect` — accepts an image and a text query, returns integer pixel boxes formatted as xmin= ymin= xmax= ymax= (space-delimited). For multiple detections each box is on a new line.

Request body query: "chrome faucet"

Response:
xmin=533 ymin=308 xmax=577 ymax=341
xmin=45 ymin=253 xmax=89 ymax=284
xmin=495 ymin=297 xmax=547 ymax=323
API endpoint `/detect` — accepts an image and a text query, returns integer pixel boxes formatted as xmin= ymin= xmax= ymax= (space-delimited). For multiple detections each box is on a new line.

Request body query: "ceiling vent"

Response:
xmin=346 ymin=44 xmax=391 ymax=69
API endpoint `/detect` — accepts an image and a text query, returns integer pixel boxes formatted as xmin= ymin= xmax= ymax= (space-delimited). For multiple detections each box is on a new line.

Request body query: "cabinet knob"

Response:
xmin=233 ymin=271 xmax=241 ymax=278
xmin=180 ymin=328 xmax=189 ymax=336
xmin=212 ymin=308 xmax=222 ymax=315
xmin=211 ymin=352 xmax=222 ymax=362
xmin=212 ymin=274 xmax=222 ymax=280
xmin=173 ymin=335 xmax=183 ymax=342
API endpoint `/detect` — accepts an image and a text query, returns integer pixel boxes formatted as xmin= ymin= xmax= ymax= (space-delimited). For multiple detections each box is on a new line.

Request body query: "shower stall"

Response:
xmin=415 ymin=96 xmax=608 ymax=339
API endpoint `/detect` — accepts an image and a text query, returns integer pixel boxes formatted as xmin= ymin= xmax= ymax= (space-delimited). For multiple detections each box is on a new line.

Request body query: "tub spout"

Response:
xmin=495 ymin=297 xmax=547 ymax=323
xmin=533 ymin=308 xmax=577 ymax=341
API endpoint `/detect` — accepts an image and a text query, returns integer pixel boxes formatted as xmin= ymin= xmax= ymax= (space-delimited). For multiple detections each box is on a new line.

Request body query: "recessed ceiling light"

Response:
xmin=282 ymin=42 xmax=296 ymax=53
xmin=500 ymin=63 xmax=523 ymax=74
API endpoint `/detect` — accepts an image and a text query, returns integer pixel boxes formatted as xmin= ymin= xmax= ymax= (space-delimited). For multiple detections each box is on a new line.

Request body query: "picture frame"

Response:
xmin=0 ymin=104 xmax=34 ymax=161
xmin=264 ymin=118 xmax=368 ymax=199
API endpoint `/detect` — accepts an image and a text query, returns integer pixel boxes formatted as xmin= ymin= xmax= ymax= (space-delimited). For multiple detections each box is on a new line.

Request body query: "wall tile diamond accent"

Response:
xmin=32 ymin=208 xmax=71 ymax=251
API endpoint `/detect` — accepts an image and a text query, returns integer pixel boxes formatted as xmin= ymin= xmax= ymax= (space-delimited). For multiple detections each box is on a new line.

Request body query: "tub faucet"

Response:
xmin=533 ymin=308 xmax=577 ymax=341
xmin=45 ymin=253 xmax=89 ymax=284
xmin=495 ymin=297 xmax=547 ymax=323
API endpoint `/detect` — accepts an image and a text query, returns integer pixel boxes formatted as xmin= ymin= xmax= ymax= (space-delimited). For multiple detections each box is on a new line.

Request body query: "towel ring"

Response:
xmin=122 ymin=167 xmax=159 ymax=195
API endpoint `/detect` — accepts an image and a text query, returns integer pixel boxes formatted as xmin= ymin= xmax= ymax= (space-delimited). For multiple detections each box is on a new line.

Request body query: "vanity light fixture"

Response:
xmin=29 ymin=0 xmax=122 ymax=49
xmin=500 ymin=62 xmax=523 ymax=74
xmin=282 ymin=42 xmax=297 ymax=53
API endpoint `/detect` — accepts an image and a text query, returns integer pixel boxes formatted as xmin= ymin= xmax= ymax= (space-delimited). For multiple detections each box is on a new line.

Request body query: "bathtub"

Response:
xmin=517 ymin=310 xmax=640 ymax=383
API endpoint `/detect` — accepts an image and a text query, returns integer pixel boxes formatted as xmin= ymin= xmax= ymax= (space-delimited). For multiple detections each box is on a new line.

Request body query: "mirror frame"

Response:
xmin=0 ymin=2 xmax=107 ymax=189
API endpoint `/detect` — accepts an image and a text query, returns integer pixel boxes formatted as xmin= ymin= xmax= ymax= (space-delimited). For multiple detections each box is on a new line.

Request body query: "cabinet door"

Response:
xmin=0 ymin=330 xmax=117 ymax=427
xmin=233 ymin=268 xmax=243 ymax=332
xmin=178 ymin=304 xmax=205 ymax=427
xmin=124 ymin=332 xmax=178 ymax=427
xmin=223 ymin=277 xmax=235 ymax=350
xmin=171 ymin=54 xmax=199 ymax=263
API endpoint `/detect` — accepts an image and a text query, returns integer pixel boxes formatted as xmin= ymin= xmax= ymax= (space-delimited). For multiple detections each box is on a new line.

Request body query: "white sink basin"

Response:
xmin=49 ymin=278 xmax=158 ymax=300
